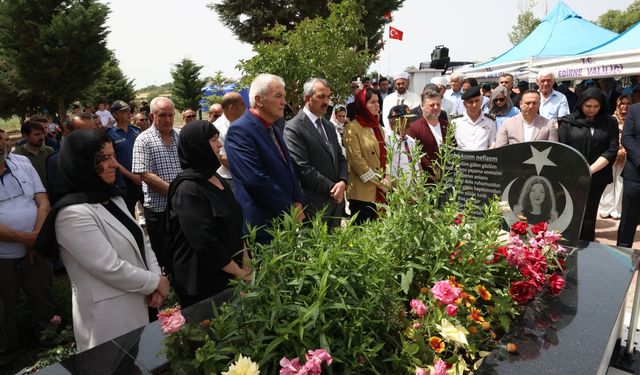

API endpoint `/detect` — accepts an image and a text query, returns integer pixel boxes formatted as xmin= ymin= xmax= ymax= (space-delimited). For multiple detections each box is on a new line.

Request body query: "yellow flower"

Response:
xmin=436 ymin=318 xmax=469 ymax=347
xmin=476 ymin=285 xmax=492 ymax=301
xmin=429 ymin=336 xmax=446 ymax=353
xmin=221 ymin=354 xmax=260 ymax=375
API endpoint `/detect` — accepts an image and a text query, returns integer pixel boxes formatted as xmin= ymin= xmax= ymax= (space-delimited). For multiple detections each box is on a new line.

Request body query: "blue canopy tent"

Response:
xmin=534 ymin=20 xmax=640 ymax=80
xmin=200 ymin=83 xmax=250 ymax=112
xmin=457 ymin=1 xmax=618 ymax=81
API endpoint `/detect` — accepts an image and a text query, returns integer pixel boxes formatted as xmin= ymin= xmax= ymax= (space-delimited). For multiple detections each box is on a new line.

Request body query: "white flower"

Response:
xmin=221 ymin=354 xmax=260 ymax=375
xmin=436 ymin=318 xmax=469 ymax=347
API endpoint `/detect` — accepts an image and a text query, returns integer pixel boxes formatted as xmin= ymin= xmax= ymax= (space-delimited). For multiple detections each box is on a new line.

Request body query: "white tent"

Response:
xmin=532 ymin=21 xmax=640 ymax=80
xmin=456 ymin=2 xmax=617 ymax=82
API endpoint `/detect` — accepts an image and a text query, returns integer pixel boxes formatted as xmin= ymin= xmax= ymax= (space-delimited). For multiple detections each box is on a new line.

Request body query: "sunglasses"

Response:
xmin=493 ymin=97 xmax=507 ymax=104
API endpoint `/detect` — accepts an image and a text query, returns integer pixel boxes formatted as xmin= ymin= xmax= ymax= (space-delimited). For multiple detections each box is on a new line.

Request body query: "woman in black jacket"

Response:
xmin=558 ymin=87 xmax=619 ymax=241
xmin=167 ymin=120 xmax=250 ymax=307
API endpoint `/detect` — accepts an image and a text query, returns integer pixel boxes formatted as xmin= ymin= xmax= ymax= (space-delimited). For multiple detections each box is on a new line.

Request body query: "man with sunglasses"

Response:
xmin=0 ymin=137 xmax=54 ymax=367
xmin=182 ymin=108 xmax=197 ymax=124
xmin=133 ymin=112 xmax=150 ymax=132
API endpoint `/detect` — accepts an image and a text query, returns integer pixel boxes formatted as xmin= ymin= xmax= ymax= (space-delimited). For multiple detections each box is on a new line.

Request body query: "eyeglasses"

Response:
xmin=137 ymin=118 xmax=148 ymax=122
xmin=184 ymin=114 xmax=196 ymax=119
xmin=493 ymin=97 xmax=506 ymax=104
xmin=0 ymin=171 xmax=25 ymax=203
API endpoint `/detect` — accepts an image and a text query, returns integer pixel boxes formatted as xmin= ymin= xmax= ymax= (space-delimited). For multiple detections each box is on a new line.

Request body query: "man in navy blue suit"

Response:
xmin=618 ymin=103 xmax=640 ymax=247
xmin=225 ymin=74 xmax=305 ymax=243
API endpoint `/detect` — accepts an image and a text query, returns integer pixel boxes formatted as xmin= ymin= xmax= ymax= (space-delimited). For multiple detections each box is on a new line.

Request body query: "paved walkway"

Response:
xmin=596 ymin=217 xmax=640 ymax=249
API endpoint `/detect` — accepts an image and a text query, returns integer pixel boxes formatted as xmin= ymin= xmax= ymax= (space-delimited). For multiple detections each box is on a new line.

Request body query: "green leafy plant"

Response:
xmin=161 ymin=130 xmax=566 ymax=373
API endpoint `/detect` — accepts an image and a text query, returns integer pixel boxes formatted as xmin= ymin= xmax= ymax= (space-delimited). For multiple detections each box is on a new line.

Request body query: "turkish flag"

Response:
xmin=389 ymin=26 xmax=403 ymax=41
xmin=384 ymin=12 xmax=393 ymax=21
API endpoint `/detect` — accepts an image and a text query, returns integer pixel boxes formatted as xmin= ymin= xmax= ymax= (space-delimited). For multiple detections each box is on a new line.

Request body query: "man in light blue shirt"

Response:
xmin=537 ymin=69 xmax=570 ymax=121
xmin=0 ymin=139 xmax=54 ymax=364
xmin=444 ymin=73 xmax=463 ymax=105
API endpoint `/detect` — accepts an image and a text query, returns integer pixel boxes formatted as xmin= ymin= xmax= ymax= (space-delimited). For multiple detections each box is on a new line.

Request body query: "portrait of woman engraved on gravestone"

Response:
xmin=512 ymin=175 xmax=558 ymax=225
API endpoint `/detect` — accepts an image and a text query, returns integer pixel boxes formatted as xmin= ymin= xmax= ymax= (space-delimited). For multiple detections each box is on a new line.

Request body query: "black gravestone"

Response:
xmin=455 ymin=141 xmax=590 ymax=242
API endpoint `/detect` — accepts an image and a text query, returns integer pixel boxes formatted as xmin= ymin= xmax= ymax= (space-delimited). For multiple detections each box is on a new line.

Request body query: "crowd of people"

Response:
xmin=1 ymin=69 xmax=640 ymax=363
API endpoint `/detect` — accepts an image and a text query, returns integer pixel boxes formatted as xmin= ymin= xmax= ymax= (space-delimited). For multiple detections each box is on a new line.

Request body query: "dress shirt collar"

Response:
xmin=249 ymin=108 xmax=272 ymax=129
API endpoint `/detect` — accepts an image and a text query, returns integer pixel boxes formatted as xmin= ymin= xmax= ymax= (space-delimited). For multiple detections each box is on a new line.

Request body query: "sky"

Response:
xmin=102 ymin=0 xmax=634 ymax=89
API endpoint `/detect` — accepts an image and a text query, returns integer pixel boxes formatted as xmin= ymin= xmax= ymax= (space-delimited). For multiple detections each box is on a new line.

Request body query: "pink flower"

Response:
xmin=415 ymin=367 xmax=427 ymax=375
xmin=305 ymin=348 xmax=332 ymax=368
xmin=431 ymin=280 xmax=461 ymax=305
xmin=279 ymin=357 xmax=302 ymax=375
xmin=281 ymin=349 xmax=332 ymax=375
xmin=543 ymin=230 xmax=562 ymax=244
xmin=431 ymin=359 xmax=447 ymax=375
xmin=50 ymin=315 xmax=62 ymax=325
xmin=446 ymin=304 xmax=458 ymax=317
xmin=410 ymin=299 xmax=428 ymax=317
xmin=413 ymin=322 xmax=422 ymax=329
xmin=157 ymin=305 xmax=186 ymax=334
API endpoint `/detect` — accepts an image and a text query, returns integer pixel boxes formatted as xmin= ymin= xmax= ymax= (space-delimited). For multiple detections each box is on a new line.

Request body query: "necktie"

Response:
xmin=315 ymin=118 xmax=328 ymax=143
xmin=267 ymin=126 xmax=285 ymax=160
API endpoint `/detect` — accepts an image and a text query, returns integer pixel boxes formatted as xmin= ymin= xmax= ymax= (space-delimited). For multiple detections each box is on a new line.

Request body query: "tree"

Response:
xmin=0 ymin=57 xmax=52 ymax=120
xmin=208 ymin=0 xmax=404 ymax=56
xmin=508 ymin=0 xmax=541 ymax=45
xmin=237 ymin=0 xmax=374 ymax=111
xmin=597 ymin=0 xmax=640 ymax=33
xmin=171 ymin=58 xmax=205 ymax=111
xmin=83 ymin=51 xmax=136 ymax=107
xmin=204 ymin=70 xmax=234 ymax=88
xmin=0 ymin=0 xmax=110 ymax=120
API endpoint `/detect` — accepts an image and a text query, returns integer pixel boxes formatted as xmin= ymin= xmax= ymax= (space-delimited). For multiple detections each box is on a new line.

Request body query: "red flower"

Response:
xmin=453 ymin=214 xmax=464 ymax=225
xmin=489 ymin=246 xmax=508 ymax=264
xmin=548 ymin=274 xmax=565 ymax=295
xmin=530 ymin=222 xmax=548 ymax=235
xmin=510 ymin=221 xmax=529 ymax=236
xmin=519 ymin=264 xmax=546 ymax=288
xmin=509 ymin=280 xmax=538 ymax=304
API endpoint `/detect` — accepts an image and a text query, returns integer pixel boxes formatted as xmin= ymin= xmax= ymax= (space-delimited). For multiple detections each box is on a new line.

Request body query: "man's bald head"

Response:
xmin=208 ymin=103 xmax=223 ymax=122
xmin=220 ymin=92 xmax=246 ymax=122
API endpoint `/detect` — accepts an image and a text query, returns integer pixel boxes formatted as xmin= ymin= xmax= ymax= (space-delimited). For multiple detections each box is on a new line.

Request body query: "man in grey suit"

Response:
xmin=284 ymin=78 xmax=348 ymax=229
xmin=495 ymin=90 xmax=558 ymax=147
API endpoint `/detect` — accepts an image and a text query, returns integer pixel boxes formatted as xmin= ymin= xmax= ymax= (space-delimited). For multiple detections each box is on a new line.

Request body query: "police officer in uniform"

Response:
xmin=453 ymin=86 xmax=497 ymax=151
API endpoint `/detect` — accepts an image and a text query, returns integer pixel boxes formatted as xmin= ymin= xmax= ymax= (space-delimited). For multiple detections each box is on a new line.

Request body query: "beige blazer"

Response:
xmin=344 ymin=119 xmax=384 ymax=202
xmin=495 ymin=113 xmax=558 ymax=147
xmin=56 ymin=196 xmax=161 ymax=352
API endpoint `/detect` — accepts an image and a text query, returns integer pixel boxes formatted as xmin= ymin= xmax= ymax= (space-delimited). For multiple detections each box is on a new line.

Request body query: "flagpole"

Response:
xmin=387 ymin=25 xmax=391 ymax=76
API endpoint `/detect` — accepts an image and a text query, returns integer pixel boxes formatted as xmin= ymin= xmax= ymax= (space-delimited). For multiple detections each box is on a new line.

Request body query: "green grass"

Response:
xmin=0 ymin=116 xmax=21 ymax=132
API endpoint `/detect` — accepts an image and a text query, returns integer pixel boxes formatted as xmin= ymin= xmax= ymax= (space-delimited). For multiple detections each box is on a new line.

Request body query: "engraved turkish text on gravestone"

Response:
xmin=456 ymin=141 xmax=591 ymax=242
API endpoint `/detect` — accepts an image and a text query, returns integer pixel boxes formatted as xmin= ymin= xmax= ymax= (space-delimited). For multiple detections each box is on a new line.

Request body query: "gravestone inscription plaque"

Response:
xmin=455 ymin=141 xmax=591 ymax=242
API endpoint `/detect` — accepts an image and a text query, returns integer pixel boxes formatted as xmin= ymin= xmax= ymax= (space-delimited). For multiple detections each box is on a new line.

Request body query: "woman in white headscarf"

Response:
xmin=330 ymin=104 xmax=347 ymax=155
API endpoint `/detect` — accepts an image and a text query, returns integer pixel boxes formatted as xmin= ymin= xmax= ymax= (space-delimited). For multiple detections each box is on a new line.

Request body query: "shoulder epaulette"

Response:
xmin=450 ymin=114 xmax=463 ymax=120
xmin=484 ymin=113 xmax=496 ymax=121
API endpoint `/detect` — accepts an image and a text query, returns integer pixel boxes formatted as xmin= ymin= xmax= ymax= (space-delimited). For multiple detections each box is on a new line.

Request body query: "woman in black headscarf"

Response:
xmin=35 ymin=129 xmax=168 ymax=352
xmin=558 ymin=87 xmax=619 ymax=241
xmin=167 ymin=120 xmax=249 ymax=308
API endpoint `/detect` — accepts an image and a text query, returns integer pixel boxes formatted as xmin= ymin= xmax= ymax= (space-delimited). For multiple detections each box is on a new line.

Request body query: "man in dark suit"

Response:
xmin=284 ymin=78 xmax=348 ymax=229
xmin=617 ymin=103 xmax=640 ymax=247
xmin=225 ymin=74 xmax=305 ymax=244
